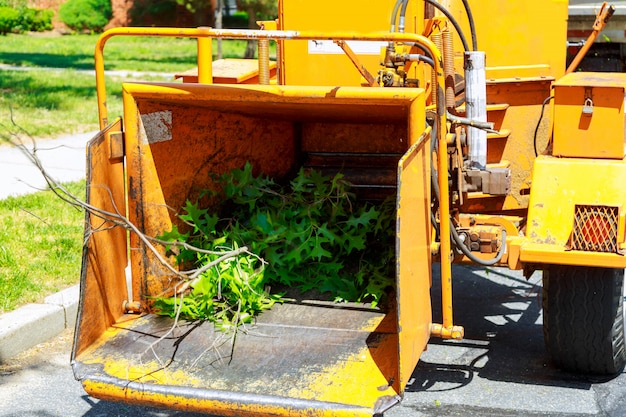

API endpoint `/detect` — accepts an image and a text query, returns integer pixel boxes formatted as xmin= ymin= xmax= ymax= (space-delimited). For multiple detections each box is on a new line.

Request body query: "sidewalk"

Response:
xmin=0 ymin=132 xmax=95 ymax=362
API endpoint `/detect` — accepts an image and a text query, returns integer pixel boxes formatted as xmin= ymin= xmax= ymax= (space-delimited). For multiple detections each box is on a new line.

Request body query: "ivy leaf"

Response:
xmin=159 ymin=225 xmax=188 ymax=247
xmin=309 ymin=243 xmax=332 ymax=261
xmin=345 ymin=234 xmax=366 ymax=253
xmin=179 ymin=200 xmax=212 ymax=234
xmin=345 ymin=206 xmax=379 ymax=229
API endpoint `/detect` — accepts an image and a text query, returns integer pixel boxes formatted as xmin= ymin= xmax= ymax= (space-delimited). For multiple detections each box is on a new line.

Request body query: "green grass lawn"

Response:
xmin=0 ymin=69 xmax=128 ymax=137
xmin=0 ymin=33 xmax=250 ymax=71
xmin=0 ymin=181 xmax=85 ymax=314
xmin=0 ymin=33 xmax=251 ymax=138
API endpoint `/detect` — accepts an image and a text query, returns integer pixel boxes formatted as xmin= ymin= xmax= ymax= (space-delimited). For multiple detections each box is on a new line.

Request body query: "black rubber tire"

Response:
xmin=543 ymin=265 xmax=626 ymax=375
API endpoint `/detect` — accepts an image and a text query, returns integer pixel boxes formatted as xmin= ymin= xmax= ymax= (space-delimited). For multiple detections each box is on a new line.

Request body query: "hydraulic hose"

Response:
xmin=395 ymin=53 xmax=435 ymax=67
xmin=429 ymin=116 xmax=506 ymax=267
xmin=390 ymin=0 xmax=403 ymax=32
xmin=533 ymin=95 xmax=554 ymax=157
xmin=391 ymin=0 xmax=475 ymax=52
xmin=450 ymin=221 xmax=507 ymax=266
xmin=460 ymin=0 xmax=478 ymax=51
xmin=423 ymin=0 xmax=470 ymax=52
xmin=399 ymin=0 xmax=410 ymax=32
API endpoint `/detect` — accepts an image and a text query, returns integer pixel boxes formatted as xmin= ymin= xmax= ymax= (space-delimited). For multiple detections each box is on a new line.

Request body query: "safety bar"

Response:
xmin=93 ymin=26 xmax=459 ymax=340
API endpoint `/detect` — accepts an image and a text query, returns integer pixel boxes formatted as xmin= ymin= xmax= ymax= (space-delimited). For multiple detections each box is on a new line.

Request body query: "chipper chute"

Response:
xmin=71 ymin=54 xmax=434 ymax=415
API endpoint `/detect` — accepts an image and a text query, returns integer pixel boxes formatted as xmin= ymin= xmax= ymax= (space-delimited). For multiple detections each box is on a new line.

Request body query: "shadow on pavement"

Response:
xmin=406 ymin=264 xmax=609 ymax=394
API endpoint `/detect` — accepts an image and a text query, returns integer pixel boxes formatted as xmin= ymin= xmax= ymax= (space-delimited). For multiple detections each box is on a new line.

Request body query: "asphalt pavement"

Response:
xmin=1 ymin=265 xmax=626 ymax=416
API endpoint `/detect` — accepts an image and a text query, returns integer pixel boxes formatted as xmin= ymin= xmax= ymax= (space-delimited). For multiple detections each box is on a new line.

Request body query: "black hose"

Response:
xmin=429 ymin=119 xmax=506 ymax=266
xmin=423 ymin=0 xmax=470 ymax=52
xmin=533 ymin=95 xmax=554 ymax=157
xmin=411 ymin=42 xmax=436 ymax=64
xmin=450 ymin=222 xmax=507 ymax=266
xmin=412 ymin=54 xmax=435 ymax=67
xmin=460 ymin=0 xmax=478 ymax=51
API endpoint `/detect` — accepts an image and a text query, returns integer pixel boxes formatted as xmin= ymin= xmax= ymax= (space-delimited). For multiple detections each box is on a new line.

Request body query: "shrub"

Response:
xmin=59 ymin=0 xmax=112 ymax=33
xmin=17 ymin=7 xmax=53 ymax=32
xmin=0 ymin=6 xmax=19 ymax=35
xmin=0 ymin=0 xmax=27 ymax=7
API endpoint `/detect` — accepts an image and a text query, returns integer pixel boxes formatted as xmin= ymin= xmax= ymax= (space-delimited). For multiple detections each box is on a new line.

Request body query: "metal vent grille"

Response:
xmin=571 ymin=205 xmax=619 ymax=253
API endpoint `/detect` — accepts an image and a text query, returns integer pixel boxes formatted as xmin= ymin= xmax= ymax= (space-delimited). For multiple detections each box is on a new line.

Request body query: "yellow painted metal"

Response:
xmin=94 ymin=27 xmax=447 ymax=131
xmin=430 ymin=323 xmax=464 ymax=339
xmin=277 ymin=0 xmax=423 ymax=87
xmin=396 ymin=125 xmax=435 ymax=388
xmin=197 ymin=27 xmax=213 ymax=84
xmin=460 ymin=77 xmax=554 ymax=214
xmin=552 ymin=72 xmax=626 ymax=159
xmin=520 ymin=244 xmax=626 ymax=268
xmin=74 ymin=306 xmax=398 ymax=417
xmin=174 ymin=59 xmax=277 ymax=84
xmin=72 ymin=119 xmax=128 ymax=358
xmin=439 ymin=0 xmax=568 ymax=80
xmin=521 ymin=155 xmax=626 ymax=267
xmin=79 ymin=380 xmax=375 ymax=417
xmin=452 ymin=214 xmax=521 ymax=269
xmin=74 ymin=73 xmax=438 ymax=414
xmin=334 ymin=40 xmax=378 ymax=87
xmin=83 ymin=16 xmax=463 ymax=415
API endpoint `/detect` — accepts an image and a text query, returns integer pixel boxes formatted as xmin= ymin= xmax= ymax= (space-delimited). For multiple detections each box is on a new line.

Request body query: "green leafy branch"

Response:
xmin=154 ymin=162 xmax=396 ymax=327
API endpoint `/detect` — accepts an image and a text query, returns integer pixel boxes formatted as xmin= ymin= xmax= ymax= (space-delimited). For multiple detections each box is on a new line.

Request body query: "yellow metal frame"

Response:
xmin=93 ymin=26 xmax=461 ymax=340
xmin=74 ymin=25 xmax=455 ymax=416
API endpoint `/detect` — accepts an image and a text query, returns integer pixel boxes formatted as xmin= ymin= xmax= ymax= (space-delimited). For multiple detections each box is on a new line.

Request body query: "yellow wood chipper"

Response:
xmin=71 ymin=0 xmax=626 ymax=416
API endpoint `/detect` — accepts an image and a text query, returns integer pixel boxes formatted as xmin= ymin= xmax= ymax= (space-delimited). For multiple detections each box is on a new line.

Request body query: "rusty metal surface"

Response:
xmin=78 ymin=79 xmax=433 ymax=416
xmin=73 ymin=120 xmax=128 ymax=358
xmin=73 ymin=302 xmax=399 ymax=416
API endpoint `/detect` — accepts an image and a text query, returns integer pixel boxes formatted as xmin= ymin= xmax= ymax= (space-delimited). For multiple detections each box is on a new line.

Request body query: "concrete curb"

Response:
xmin=0 ymin=284 xmax=79 ymax=363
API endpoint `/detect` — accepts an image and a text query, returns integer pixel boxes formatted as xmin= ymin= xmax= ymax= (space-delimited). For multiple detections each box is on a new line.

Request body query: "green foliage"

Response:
xmin=0 ymin=6 xmax=52 ymax=34
xmin=0 ymin=35 xmax=250 ymax=138
xmin=59 ymin=0 xmax=112 ymax=33
xmin=0 ymin=0 xmax=28 ymax=7
xmin=16 ymin=7 xmax=53 ymax=32
xmin=152 ymin=238 xmax=280 ymax=330
xmin=0 ymin=7 xmax=19 ymax=35
xmin=235 ymin=0 xmax=276 ymax=22
xmin=155 ymin=163 xmax=396 ymax=327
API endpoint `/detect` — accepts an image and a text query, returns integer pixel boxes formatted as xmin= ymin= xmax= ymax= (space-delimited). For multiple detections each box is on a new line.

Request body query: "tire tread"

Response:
xmin=543 ymin=266 xmax=625 ymax=374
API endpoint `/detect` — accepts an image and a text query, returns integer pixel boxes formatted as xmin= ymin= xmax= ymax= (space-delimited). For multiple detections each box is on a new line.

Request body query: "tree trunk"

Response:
xmin=244 ymin=5 xmax=257 ymax=59
xmin=216 ymin=0 xmax=223 ymax=59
